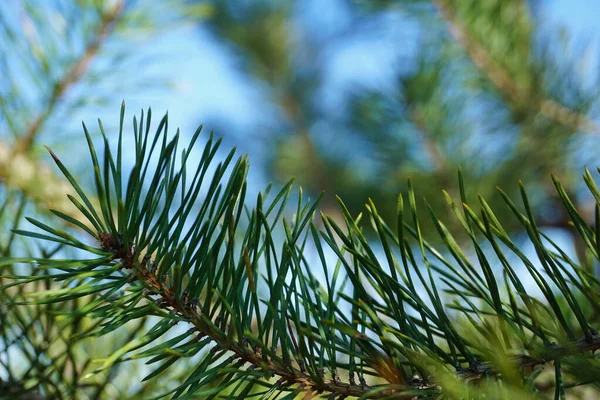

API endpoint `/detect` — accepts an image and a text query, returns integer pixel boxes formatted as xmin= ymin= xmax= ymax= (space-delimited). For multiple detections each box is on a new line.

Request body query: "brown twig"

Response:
xmin=432 ymin=0 xmax=600 ymax=134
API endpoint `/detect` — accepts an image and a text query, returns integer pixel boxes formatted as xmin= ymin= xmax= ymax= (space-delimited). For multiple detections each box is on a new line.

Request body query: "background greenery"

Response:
xmin=2 ymin=0 xmax=600 ymax=399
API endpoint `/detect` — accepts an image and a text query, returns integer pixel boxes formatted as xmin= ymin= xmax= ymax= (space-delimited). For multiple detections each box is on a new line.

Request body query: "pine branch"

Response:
xmin=14 ymin=2 xmax=124 ymax=154
xmin=432 ymin=0 xmax=600 ymax=134
xmin=6 ymin=106 xmax=600 ymax=398
xmin=96 ymin=226 xmax=600 ymax=396
xmin=107 ymin=240 xmax=403 ymax=398
xmin=456 ymin=334 xmax=600 ymax=382
xmin=0 ymin=3 xmax=123 ymax=226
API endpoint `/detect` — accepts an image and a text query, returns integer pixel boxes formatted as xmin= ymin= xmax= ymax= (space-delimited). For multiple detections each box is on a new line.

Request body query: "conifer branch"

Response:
xmin=88 ymin=206 xmax=406 ymax=399
xmin=14 ymin=2 xmax=124 ymax=154
xmin=432 ymin=0 xmax=600 ymax=134
xmin=49 ymin=200 xmax=600 ymax=398
xmin=6 ymin=107 xmax=600 ymax=398
xmin=456 ymin=334 xmax=600 ymax=382
xmin=110 ymin=240 xmax=402 ymax=398
xmin=0 ymin=3 xmax=123 ymax=226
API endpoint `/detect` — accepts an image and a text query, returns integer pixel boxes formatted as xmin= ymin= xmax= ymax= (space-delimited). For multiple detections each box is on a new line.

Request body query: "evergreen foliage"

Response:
xmin=2 ymin=1 xmax=600 ymax=399
xmin=3 ymin=105 xmax=600 ymax=398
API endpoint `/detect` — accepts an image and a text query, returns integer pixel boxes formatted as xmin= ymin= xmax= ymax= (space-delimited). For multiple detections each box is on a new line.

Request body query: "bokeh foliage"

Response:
xmin=200 ymin=0 xmax=600 ymax=264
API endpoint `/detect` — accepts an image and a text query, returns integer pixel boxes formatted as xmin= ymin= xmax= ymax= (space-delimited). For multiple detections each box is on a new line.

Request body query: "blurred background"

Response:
xmin=2 ymin=0 xmax=600 ymax=397
xmin=3 ymin=0 xmax=600 ymax=253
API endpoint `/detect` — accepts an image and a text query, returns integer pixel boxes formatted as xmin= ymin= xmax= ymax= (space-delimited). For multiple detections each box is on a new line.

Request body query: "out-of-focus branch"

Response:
xmin=2 ymin=3 xmax=124 ymax=229
xmin=457 ymin=334 xmax=600 ymax=383
xmin=280 ymin=92 xmax=344 ymax=225
xmin=0 ymin=141 xmax=94 ymax=228
xmin=432 ymin=0 xmax=597 ymax=267
xmin=0 ymin=378 xmax=46 ymax=400
xmin=14 ymin=2 xmax=124 ymax=153
xmin=432 ymin=0 xmax=600 ymax=134
xmin=410 ymin=107 xmax=448 ymax=173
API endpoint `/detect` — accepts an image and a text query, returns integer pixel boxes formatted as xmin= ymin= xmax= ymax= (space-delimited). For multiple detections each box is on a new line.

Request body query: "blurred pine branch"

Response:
xmin=433 ymin=0 xmax=599 ymax=134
